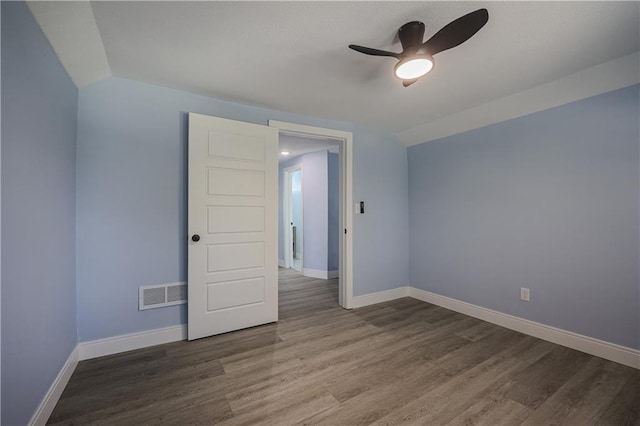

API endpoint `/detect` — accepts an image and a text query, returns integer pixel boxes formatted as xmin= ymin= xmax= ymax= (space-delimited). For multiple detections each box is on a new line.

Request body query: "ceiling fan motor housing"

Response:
xmin=399 ymin=21 xmax=426 ymax=54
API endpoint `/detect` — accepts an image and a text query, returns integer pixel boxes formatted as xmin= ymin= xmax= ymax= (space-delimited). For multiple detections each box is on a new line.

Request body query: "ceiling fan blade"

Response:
xmin=348 ymin=44 xmax=400 ymax=59
xmin=402 ymin=79 xmax=418 ymax=87
xmin=421 ymin=8 xmax=488 ymax=56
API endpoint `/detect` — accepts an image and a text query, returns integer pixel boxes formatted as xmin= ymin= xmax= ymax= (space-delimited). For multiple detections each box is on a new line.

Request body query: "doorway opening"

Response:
xmin=269 ymin=121 xmax=354 ymax=309
xmin=283 ymin=164 xmax=303 ymax=272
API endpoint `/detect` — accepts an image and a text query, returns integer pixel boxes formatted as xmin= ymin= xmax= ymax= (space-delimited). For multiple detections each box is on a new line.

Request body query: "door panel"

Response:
xmin=207 ymin=242 xmax=265 ymax=272
xmin=207 ymin=130 xmax=265 ymax=161
xmin=207 ymin=206 xmax=265 ymax=233
xmin=188 ymin=113 xmax=278 ymax=340
xmin=207 ymin=278 xmax=265 ymax=311
xmin=207 ymin=168 xmax=265 ymax=196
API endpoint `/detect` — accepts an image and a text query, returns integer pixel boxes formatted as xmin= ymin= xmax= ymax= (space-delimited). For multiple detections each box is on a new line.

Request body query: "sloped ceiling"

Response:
xmin=28 ymin=1 xmax=640 ymax=144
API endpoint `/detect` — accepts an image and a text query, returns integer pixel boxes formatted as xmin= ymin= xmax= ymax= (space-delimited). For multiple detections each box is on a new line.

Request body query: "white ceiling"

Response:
xmin=278 ymin=133 xmax=340 ymax=163
xmin=28 ymin=1 xmax=639 ymax=144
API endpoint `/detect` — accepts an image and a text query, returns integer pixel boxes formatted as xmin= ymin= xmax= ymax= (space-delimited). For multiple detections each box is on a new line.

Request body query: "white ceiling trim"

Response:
xmin=27 ymin=1 xmax=111 ymax=88
xmin=400 ymin=52 xmax=640 ymax=147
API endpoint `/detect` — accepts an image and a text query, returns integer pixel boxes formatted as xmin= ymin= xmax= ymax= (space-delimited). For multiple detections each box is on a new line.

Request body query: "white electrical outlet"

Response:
xmin=520 ymin=287 xmax=530 ymax=302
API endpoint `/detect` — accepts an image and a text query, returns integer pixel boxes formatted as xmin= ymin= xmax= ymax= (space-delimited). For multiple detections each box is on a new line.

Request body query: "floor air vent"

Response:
xmin=139 ymin=282 xmax=187 ymax=310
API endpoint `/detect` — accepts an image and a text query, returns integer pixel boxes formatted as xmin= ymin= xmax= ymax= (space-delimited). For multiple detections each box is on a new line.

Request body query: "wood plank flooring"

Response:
xmin=48 ymin=269 xmax=640 ymax=425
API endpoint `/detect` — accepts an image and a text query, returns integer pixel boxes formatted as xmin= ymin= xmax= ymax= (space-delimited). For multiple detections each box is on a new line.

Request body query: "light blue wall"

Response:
xmin=353 ymin=126 xmax=410 ymax=295
xmin=299 ymin=150 xmax=328 ymax=271
xmin=278 ymin=151 xmax=328 ymax=271
xmin=408 ymin=84 xmax=640 ymax=349
xmin=328 ymin=153 xmax=339 ymax=272
xmin=77 ymin=77 xmax=409 ymax=340
xmin=1 ymin=2 xmax=78 ymax=424
xmin=277 ymin=150 xmax=339 ymax=273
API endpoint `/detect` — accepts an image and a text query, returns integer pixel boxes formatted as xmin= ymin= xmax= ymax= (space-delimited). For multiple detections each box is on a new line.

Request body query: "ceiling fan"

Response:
xmin=349 ymin=8 xmax=489 ymax=87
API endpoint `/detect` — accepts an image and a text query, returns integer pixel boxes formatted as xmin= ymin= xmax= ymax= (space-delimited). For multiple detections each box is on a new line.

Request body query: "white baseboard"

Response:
xmin=29 ymin=346 xmax=79 ymax=426
xmin=302 ymin=268 xmax=337 ymax=280
xmin=78 ymin=325 xmax=187 ymax=361
xmin=353 ymin=286 xmax=410 ymax=308
xmin=409 ymin=287 xmax=640 ymax=370
xmin=278 ymin=259 xmax=286 ymax=268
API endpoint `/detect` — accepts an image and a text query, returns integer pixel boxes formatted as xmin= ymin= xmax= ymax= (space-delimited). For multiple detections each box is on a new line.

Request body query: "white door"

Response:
xmin=188 ymin=113 xmax=278 ymax=340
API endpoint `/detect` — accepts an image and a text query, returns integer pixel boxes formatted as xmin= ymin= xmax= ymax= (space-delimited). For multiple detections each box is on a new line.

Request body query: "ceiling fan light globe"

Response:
xmin=394 ymin=56 xmax=434 ymax=80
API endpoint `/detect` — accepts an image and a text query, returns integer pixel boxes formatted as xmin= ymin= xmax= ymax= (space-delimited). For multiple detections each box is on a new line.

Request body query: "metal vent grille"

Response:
xmin=143 ymin=287 xmax=166 ymax=306
xmin=167 ymin=283 xmax=187 ymax=303
xmin=139 ymin=281 xmax=187 ymax=310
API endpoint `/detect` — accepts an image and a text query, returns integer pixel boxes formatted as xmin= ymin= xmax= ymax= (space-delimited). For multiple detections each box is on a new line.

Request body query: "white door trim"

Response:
xmin=269 ymin=120 xmax=354 ymax=309
xmin=283 ymin=163 xmax=303 ymax=271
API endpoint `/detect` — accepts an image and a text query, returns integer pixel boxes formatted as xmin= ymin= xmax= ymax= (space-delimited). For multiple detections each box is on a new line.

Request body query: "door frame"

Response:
xmin=269 ymin=120 xmax=354 ymax=309
xmin=283 ymin=163 xmax=303 ymax=271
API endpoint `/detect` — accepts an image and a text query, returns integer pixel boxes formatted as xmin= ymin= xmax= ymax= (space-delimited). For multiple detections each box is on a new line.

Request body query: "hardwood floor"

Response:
xmin=48 ymin=269 xmax=640 ymax=425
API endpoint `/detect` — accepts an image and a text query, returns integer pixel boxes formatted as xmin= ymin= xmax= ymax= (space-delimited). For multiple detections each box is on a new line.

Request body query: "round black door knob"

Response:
xmin=191 ymin=234 xmax=200 ymax=242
